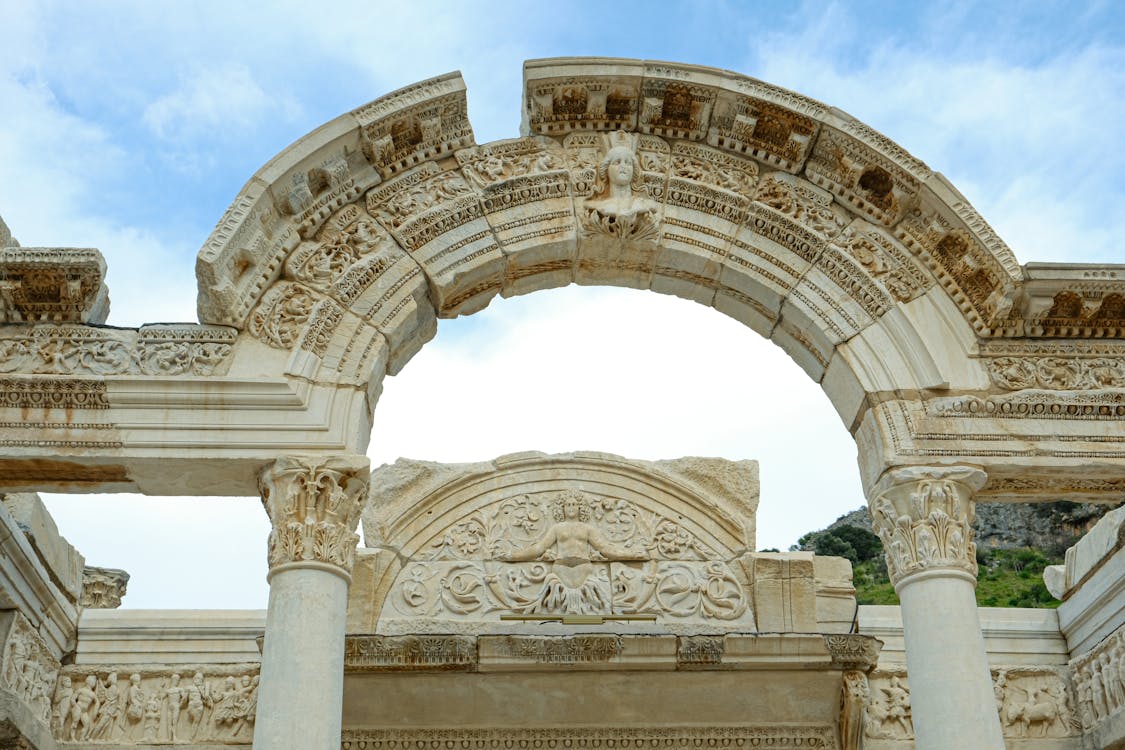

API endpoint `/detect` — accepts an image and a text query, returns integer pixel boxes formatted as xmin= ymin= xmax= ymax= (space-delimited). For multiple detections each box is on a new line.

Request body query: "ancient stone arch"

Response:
xmin=2 ymin=57 xmax=1124 ymax=750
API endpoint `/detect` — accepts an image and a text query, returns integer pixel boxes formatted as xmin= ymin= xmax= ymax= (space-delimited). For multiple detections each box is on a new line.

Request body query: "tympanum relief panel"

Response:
xmin=375 ymin=488 xmax=753 ymax=632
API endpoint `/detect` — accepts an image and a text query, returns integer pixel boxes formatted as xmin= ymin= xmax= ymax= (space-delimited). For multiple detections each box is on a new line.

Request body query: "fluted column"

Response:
xmin=252 ymin=455 xmax=369 ymax=750
xmin=868 ymin=465 xmax=1004 ymax=750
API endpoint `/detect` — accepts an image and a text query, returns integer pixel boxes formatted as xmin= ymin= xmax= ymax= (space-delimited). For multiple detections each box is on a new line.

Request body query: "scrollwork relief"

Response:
xmin=381 ymin=489 xmax=750 ymax=625
xmin=259 ymin=455 xmax=370 ymax=573
xmin=0 ymin=325 xmax=236 ymax=376
xmin=53 ymin=667 xmax=258 ymax=744
xmin=80 ymin=566 xmax=129 ymax=609
xmin=248 ymin=282 xmax=321 ymax=350
xmin=344 ymin=635 xmax=476 ymax=671
xmin=2 ymin=614 xmax=60 ymax=726
xmin=753 ymin=173 xmax=846 ymax=239
xmin=988 ymin=356 xmax=1125 ymax=390
xmin=868 ymin=466 xmax=984 ymax=585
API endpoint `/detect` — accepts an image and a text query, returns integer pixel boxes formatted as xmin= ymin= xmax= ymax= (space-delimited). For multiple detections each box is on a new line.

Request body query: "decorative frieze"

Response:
xmin=1071 ymin=625 xmax=1125 ymax=730
xmin=864 ymin=669 xmax=914 ymax=740
xmin=987 ymin=355 xmax=1125 ymax=390
xmin=1 ymin=613 xmax=60 ymax=726
xmin=259 ymin=455 xmax=370 ymax=574
xmin=0 ymin=324 xmax=236 ymax=376
xmin=676 ymin=636 xmax=724 ymax=666
xmin=0 ymin=377 xmax=109 ymax=410
xmin=342 ymin=726 xmax=837 ymax=750
xmin=992 ymin=666 xmax=1080 ymax=739
xmin=343 ymin=635 xmax=475 ymax=671
xmin=868 ymin=466 xmax=985 ymax=585
xmin=80 ymin=566 xmax=130 ymax=609
xmin=53 ymin=666 xmax=258 ymax=743
xmin=486 ymin=635 xmax=623 ymax=664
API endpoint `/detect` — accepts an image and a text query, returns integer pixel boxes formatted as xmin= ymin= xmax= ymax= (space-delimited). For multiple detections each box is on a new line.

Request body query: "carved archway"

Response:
xmin=2 ymin=57 xmax=1124 ymax=503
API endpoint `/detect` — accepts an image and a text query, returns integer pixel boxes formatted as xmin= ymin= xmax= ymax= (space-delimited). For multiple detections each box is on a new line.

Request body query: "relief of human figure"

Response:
xmin=185 ymin=671 xmax=212 ymax=739
xmin=70 ymin=674 xmax=100 ymax=741
xmin=90 ymin=672 xmax=121 ymax=739
xmin=500 ymin=489 xmax=645 ymax=613
xmin=881 ymin=676 xmax=913 ymax=737
xmin=164 ymin=672 xmax=185 ymax=741
xmin=53 ymin=675 xmax=74 ymax=737
xmin=123 ymin=673 xmax=144 ymax=740
xmin=581 ymin=131 xmax=659 ymax=239
xmin=232 ymin=675 xmax=259 ymax=737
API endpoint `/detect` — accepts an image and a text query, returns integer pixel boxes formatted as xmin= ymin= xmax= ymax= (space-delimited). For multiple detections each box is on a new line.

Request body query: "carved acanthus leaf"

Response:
xmin=868 ymin=466 xmax=985 ymax=585
xmin=259 ymin=455 xmax=370 ymax=573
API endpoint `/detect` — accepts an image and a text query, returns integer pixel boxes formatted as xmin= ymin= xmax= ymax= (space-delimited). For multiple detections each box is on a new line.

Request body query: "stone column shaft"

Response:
xmin=252 ymin=455 xmax=369 ymax=750
xmin=869 ymin=465 xmax=1004 ymax=750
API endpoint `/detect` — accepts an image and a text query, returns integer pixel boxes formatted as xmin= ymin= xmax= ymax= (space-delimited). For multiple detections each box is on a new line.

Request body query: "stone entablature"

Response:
xmin=0 ymin=246 xmax=109 ymax=325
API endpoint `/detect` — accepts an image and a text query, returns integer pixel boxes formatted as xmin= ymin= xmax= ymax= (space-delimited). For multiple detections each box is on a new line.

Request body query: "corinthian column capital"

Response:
xmin=259 ymin=455 xmax=370 ymax=578
xmin=868 ymin=465 xmax=986 ymax=587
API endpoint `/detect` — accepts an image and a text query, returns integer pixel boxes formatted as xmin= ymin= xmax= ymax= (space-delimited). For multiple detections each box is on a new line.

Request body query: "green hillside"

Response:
xmin=797 ymin=526 xmax=1061 ymax=608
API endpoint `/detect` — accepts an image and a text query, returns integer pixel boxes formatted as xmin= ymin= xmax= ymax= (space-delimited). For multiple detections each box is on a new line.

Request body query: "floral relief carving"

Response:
xmin=868 ymin=466 xmax=985 ymax=585
xmin=753 ymin=173 xmax=846 ymax=239
xmin=53 ymin=667 xmax=258 ymax=744
xmin=382 ymin=489 xmax=750 ymax=624
xmin=285 ymin=213 xmax=393 ymax=291
xmin=247 ymin=282 xmax=320 ymax=350
xmin=456 ymin=139 xmax=566 ymax=188
xmin=670 ymin=142 xmax=758 ymax=199
xmin=370 ymin=170 xmax=475 ymax=232
xmin=259 ymin=455 xmax=370 ymax=573
xmin=0 ymin=325 xmax=236 ymax=376
xmin=988 ymin=356 xmax=1125 ymax=390
xmin=80 ymin=566 xmax=130 ymax=609
xmin=828 ymin=225 xmax=931 ymax=303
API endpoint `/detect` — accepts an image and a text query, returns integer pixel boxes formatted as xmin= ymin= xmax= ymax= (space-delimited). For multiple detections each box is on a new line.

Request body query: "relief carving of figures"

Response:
xmin=1071 ymin=625 xmax=1125 ymax=728
xmin=384 ymin=489 xmax=750 ymax=625
xmin=580 ymin=131 xmax=660 ymax=241
xmin=828 ymin=225 xmax=930 ymax=304
xmin=993 ymin=668 xmax=1079 ymax=739
xmin=868 ymin=466 xmax=985 ymax=585
xmin=259 ymin=455 xmax=371 ymax=573
xmin=370 ymin=171 xmax=474 ymax=231
xmin=863 ymin=672 xmax=913 ymax=740
xmin=53 ymin=667 xmax=258 ymax=744
xmin=1 ymin=614 xmax=60 ymax=726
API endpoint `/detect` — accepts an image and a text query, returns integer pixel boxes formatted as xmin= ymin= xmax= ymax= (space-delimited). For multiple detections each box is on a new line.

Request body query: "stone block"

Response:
xmin=1 ymin=493 xmax=84 ymax=602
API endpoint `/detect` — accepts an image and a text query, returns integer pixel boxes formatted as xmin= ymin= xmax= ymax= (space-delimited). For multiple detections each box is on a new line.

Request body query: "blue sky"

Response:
xmin=2 ymin=1 xmax=1123 ymax=607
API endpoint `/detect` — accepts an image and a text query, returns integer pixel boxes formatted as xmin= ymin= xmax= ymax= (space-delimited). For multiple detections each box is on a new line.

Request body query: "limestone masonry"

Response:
xmin=1 ymin=57 xmax=1124 ymax=750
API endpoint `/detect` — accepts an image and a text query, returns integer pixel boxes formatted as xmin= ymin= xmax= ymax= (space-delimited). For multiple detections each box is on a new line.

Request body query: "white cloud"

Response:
xmin=143 ymin=64 xmax=301 ymax=142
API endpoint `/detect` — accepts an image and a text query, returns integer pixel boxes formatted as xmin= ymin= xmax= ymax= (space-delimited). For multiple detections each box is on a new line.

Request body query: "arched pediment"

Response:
xmin=351 ymin=451 xmax=763 ymax=634
xmin=3 ymin=57 xmax=1125 ymax=500
xmin=191 ymin=58 xmax=1034 ymax=433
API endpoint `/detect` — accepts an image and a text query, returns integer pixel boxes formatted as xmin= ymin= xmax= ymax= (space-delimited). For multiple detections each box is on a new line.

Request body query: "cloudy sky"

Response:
xmin=2 ymin=1 xmax=1122 ymax=608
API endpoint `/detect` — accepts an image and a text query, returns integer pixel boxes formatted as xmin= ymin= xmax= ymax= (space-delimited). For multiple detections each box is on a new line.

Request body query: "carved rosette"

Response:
xmin=868 ymin=466 xmax=986 ymax=586
xmin=259 ymin=455 xmax=370 ymax=575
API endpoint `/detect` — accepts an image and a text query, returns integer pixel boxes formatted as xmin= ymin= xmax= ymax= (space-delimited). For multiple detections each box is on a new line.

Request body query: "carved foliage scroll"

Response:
xmin=259 ymin=455 xmax=370 ymax=573
xmin=381 ymin=489 xmax=750 ymax=625
xmin=869 ymin=466 xmax=985 ymax=585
